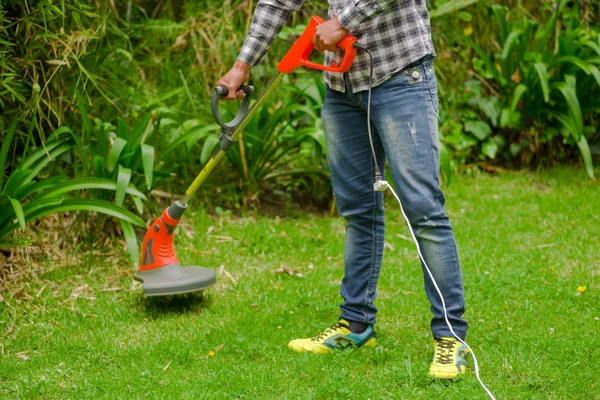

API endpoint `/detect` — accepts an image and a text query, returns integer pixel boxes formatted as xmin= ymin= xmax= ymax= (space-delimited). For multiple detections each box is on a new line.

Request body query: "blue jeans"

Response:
xmin=321 ymin=61 xmax=468 ymax=339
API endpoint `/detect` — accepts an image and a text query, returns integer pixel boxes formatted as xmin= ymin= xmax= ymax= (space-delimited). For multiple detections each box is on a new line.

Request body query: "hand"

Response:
xmin=313 ymin=16 xmax=349 ymax=52
xmin=216 ymin=60 xmax=251 ymax=100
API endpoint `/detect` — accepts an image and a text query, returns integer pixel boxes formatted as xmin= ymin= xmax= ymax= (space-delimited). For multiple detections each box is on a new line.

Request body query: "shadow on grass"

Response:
xmin=139 ymin=290 xmax=214 ymax=318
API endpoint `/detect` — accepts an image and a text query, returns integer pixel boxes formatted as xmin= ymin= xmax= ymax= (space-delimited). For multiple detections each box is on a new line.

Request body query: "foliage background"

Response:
xmin=0 ymin=0 xmax=599 ymax=254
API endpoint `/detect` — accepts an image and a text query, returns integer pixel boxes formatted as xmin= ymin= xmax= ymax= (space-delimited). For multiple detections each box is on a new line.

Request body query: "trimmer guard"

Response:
xmin=134 ymin=264 xmax=216 ymax=296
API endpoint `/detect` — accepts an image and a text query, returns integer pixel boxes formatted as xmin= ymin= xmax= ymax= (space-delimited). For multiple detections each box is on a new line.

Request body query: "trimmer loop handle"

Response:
xmin=277 ymin=15 xmax=358 ymax=74
xmin=211 ymin=85 xmax=255 ymax=132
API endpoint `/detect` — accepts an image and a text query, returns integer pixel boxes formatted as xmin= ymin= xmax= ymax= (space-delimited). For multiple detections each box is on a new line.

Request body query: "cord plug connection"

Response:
xmin=373 ymin=179 xmax=388 ymax=192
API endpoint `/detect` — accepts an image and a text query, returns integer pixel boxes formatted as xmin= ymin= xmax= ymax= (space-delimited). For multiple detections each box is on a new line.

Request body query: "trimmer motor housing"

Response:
xmin=134 ymin=201 xmax=216 ymax=296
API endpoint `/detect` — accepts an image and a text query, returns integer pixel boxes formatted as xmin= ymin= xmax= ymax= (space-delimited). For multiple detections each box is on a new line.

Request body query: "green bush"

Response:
xmin=0 ymin=122 xmax=145 ymax=250
xmin=434 ymin=0 xmax=600 ymax=176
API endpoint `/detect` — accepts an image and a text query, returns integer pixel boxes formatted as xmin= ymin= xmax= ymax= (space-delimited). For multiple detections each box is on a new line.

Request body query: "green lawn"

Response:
xmin=1 ymin=167 xmax=599 ymax=399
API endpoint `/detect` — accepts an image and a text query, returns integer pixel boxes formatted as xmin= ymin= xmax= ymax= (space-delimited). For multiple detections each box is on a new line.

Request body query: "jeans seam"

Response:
xmin=363 ymin=152 xmax=376 ymax=323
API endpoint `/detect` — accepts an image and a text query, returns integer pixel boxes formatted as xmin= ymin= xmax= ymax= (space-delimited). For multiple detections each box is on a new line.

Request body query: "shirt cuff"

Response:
xmin=238 ymin=35 xmax=270 ymax=66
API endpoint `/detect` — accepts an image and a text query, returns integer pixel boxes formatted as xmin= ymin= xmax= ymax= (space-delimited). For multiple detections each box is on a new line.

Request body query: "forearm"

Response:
xmin=238 ymin=0 xmax=306 ymax=66
xmin=337 ymin=0 xmax=397 ymax=31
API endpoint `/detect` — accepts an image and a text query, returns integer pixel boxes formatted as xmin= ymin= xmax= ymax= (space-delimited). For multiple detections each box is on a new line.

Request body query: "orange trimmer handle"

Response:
xmin=277 ymin=16 xmax=358 ymax=74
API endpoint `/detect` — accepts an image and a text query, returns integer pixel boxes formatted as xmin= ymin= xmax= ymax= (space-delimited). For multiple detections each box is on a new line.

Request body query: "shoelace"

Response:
xmin=435 ymin=338 xmax=456 ymax=365
xmin=310 ymin=322 xmax=344 ymax=342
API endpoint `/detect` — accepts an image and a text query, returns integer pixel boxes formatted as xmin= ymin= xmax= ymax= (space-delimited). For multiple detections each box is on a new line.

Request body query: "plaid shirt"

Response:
xmin=238 ymin=0 xmax=436 ymax=93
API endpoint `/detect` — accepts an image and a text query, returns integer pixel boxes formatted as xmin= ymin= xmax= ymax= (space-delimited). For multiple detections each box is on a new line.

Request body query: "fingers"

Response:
xmin=314 ymin=17 xmax=348 ymax=52
xmin=215 ymin=81 xmax=246 ymax=101
xmin=313 ymin=35 xmax=323 ymax=53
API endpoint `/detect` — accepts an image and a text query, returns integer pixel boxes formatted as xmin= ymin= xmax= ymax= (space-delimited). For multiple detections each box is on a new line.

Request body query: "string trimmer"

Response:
xmin=134 ymin=16 xmax=358 ymax=296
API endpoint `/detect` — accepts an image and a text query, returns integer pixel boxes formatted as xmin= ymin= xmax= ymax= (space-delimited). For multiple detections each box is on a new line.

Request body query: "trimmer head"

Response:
xmin=136 ymin=201 xmax=216 ymax=296
xmin=134 ymin=264 xmax=216 ymax=296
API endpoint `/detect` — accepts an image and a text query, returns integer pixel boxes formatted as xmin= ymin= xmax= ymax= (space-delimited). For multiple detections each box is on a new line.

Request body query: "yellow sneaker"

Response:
xmin=288 ymin=319 xmax=377 ymax=354
xmin=428 ymin=337 xmax=469 ymax=379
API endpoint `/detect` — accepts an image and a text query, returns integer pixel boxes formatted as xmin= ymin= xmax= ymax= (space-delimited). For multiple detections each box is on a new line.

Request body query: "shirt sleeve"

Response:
xmin=337 ymin=0 xmax=397 ymax=31
xmin=238 ymin=0 xmax=306 ymax=66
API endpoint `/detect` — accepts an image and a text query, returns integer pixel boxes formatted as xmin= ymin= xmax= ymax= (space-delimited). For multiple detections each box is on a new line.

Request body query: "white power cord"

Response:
xmin=355 ymin=45 xmax=496 ymax=399
xmin=377 ymin=179 xmax=496 ymax=400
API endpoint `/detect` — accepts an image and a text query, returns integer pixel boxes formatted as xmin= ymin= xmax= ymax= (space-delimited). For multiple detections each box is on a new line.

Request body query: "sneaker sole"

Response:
xmin=428 ymin=368 xmax=468 ymax=380
xmin=287 ymin=337 xmax=376 ymax=354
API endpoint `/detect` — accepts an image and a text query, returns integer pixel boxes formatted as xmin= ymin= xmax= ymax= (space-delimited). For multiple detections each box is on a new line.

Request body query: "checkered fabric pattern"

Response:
xmin=237 ymin=0 xmax=436 ymax=93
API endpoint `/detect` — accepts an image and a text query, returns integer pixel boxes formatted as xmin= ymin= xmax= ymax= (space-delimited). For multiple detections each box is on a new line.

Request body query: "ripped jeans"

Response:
xmin=321 ymin=60 xmax=468 ymax=339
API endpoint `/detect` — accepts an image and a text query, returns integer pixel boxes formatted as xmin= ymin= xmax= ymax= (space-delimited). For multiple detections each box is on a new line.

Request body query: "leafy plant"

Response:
xmin=0 ymin=122 xmax=145 ymax=254
xmin=456 ymin=0 xmax=600 ymax=176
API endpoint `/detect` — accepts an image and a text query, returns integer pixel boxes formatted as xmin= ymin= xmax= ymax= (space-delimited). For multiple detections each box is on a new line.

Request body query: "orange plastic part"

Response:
xmin=138 ymin=207 xmax=180 ymax=272
xmin=277 ymin=16 xmax=358 ymax=74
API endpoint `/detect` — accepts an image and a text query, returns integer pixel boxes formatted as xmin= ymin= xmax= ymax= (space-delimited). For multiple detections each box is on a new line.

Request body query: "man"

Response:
xmin=217 ymin=0 xmax=469 ymax=379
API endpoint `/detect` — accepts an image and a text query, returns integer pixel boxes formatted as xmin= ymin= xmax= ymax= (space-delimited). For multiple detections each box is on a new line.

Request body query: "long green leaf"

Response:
xmin=141 ymin=143 xmax=154 ymax=190
xmin=120 ymin=220 xmax=139 ymax=268
xmin=574 ymin=134 xmax=595 ymax=179
xmin=501 ymin=29 xmax=523 ymax=60
xmin=552 ymin=112 xmax=594 ymax=178
xmin=0 ymin=199 xmax=145 ymax=241
xmin=555 ymin=81 xmax=583 ymax=140
xmin=490 ymin=5 xmax=509 ymax=42
xmin=116 ymin=166 xmax=132 ymax=207
xmin=131 ymin=194 xmax=144 ymax=215
xmin=5 ymin=198 xmax=144 ymax=242
xmin=47 ymin=126 xmax=76 ymax=142
xmin=108 ymin=137 xmax=128 ymax=173
xmin=533 ymin=62 xmax=550 ymax=103
xmin=510 ymin=84 xmax=528 ymax=113
xmin=2 ymin=169 xmax=31 ymax=196
xmin=25 ymin=142 xmax=73 ymax=182
xmin=553 ymin=56 xmax=591 ymax=74
xmin=36 ymin=178 xmax=147 ymax=200
xmin=18 ymin=139 xmax=68 ymax=170
xmin=588 ymin=66 xmax=600 ymax=89
xmin=0 ymin=118 xmax=17 ymax=190
xmin=201 ymin=135 xmax=221 ymax=165
xmin=8 ymin=197 xmax=25 ymax=230
xmin=584 ymin=40 xmax=600 ymax=56
xmin=12 ymin=176 xmax=66 ymax=200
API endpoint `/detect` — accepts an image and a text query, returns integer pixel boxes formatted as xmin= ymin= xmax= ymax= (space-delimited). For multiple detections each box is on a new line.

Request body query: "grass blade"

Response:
xmin=0 ymin=237 xmax=32 ymax=249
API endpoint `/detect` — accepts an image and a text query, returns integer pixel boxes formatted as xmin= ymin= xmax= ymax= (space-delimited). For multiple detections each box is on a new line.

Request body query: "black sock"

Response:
xmin=348 ymin=320 xmax=368 ymax=334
